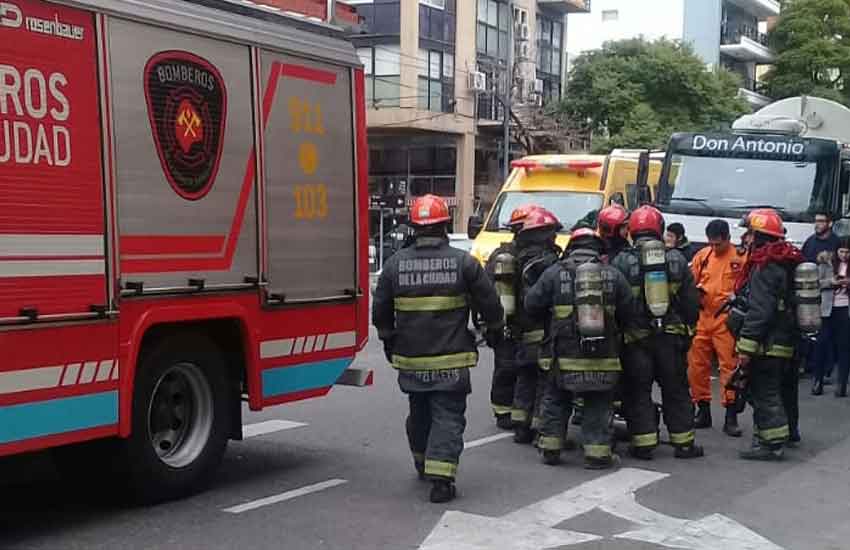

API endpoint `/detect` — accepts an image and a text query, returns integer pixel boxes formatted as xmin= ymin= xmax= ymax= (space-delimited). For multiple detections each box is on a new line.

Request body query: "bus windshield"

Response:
xmin=486 ymin=191 xmax=604 ymax=232
xmin=657 ymin=134 xmax=840 ymax=222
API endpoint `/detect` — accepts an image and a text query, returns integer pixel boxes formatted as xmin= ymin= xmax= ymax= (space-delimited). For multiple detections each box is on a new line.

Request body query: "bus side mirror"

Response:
xmin=636 ymin=151 xmax=652 ymax=205
xmin=468 ymin=215 xmax=484 ymax=239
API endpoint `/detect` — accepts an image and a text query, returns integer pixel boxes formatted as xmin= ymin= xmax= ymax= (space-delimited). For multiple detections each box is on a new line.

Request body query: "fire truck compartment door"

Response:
xmin=262 ymin=53 xmax=356 ymax=302
xmin=109 ymin=19 xmax=258 ymax=290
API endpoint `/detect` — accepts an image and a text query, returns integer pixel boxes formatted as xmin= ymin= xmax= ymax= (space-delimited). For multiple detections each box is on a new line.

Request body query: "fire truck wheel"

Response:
xmin=120 ymin=332 xmax=231 ymax=503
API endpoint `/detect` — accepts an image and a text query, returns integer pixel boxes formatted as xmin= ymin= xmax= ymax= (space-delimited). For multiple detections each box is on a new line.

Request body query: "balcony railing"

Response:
xmin=721 ymin=24 xmax=769 ymax=47
xmin=537 ymin=0 xmax=591 ymax=14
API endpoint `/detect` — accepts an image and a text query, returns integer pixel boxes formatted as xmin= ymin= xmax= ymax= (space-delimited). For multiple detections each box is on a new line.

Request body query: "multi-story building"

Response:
xmin=567 ymin=0 xmax=779 ymax=110
xmin=344 ymin=0 xmax=589 ymax=232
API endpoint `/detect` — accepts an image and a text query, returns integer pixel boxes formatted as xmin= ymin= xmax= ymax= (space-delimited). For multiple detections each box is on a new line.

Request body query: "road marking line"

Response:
xmin=223 ymin=479 xmax=348 ymax=514
xmin=464 ymin=433 xmax=513 ymax=449
xmin=242 ymin=420 xmax=307 ymax=438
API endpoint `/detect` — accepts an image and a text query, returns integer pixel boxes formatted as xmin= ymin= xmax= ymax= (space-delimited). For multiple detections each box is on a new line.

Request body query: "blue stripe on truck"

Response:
xmin=0 ymin=391 xmax=118 ymax=444
xmin=262 ymin=358 xmax=353 ymax=398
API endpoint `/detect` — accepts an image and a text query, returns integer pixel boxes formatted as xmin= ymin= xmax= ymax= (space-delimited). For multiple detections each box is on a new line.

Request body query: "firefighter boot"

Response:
xmin=514 ymin=425 xmax=534 ymax=444
xmin=694 ymin=401 xmax=712 ymax=429
xmin=723 ymin=407 xmax=743 ymax=438
xmin=739 ymin=445 xmax=784 ymax=461
xmin=674 ymin=444 xmax=705 ymax=459
xmin=542 ymin=450 xmax=561 ymax=466
xmin=429 ymin=480 xmax=457 ymax=503
xmin=628 ymin=446 xmax=654 ymax=461
xmin=496 ymin=413 xmax=513 ymax=431
xmin=584 ymin=454 xmax=620 ymax=470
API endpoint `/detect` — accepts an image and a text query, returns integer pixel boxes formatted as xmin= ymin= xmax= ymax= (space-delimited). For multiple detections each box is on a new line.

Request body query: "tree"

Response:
xmin=559 ymin=38 xmax=749 ymax=152
xmin=763 ymin=0 xmax=850 ymax=104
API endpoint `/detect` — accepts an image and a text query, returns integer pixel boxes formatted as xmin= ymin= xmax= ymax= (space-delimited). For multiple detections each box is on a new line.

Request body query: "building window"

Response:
xmin=420 ymin=0 xmax=445 ymax=9
xmin=602 ymin=9 xmax=619 ymax=22
xmin=358 ymin=45 xmax=401 ymax=108
xmin=351 ymin=0 xmax=400 ymax=35
xmin=420 ymin=0 xmax=455 ymax=45
xmin=418 ymin=49 xmax=455 ymax=112
xmin=477 ymin=0 xmax=510 ymax=61
xmin=536 ymin=13 xmax=563 ymax=104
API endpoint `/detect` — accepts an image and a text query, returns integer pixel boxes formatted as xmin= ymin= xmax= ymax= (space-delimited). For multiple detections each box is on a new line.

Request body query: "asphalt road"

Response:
xmin=2 ymin=330 xmax=850 ymax=550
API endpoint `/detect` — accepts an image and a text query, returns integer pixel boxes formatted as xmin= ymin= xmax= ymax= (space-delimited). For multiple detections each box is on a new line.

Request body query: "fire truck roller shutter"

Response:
xmin=109 ymin=18 xmax=258 ymax=290
xmin=0 ymin=0 xmax=108 ymax=319
xmin=261 ymin=52 xmax=356 ymax=303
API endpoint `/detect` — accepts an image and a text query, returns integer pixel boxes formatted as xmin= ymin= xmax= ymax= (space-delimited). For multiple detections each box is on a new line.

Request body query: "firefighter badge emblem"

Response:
xmin=144 ymin=51 xmax=227 ymax=200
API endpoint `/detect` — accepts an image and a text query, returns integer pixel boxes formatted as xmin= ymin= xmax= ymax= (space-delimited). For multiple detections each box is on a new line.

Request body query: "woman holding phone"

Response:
xmin=813 ymin=239 xmax=850 ymax=397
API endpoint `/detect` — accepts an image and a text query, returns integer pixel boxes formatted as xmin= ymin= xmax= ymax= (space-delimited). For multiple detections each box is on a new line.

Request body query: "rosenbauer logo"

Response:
xmin=144 ymin=51 xmax=227 ymax=201
xmin=0 ymin=2 xmax=85 ymax=40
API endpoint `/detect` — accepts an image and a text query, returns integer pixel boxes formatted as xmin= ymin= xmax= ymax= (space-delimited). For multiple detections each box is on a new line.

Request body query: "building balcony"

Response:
xmin=724 ymin=0 xmax=781 ymax=20
xmin=737 ymin=77 xmax=771 ymax=109
xmin=536 ymin=0 xmax=591 ymax=15
xmin=720 ymin=25 xmax=775 ymax=64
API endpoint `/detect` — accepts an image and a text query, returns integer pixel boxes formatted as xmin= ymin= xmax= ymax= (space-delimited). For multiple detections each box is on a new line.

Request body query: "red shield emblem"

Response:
xmin=144 ymin=51 xmax=227 ymax=200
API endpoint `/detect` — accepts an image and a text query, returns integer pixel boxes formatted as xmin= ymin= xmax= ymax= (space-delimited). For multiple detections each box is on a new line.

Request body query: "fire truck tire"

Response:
xmin=119 ymin=332 xmax=231 ymax=503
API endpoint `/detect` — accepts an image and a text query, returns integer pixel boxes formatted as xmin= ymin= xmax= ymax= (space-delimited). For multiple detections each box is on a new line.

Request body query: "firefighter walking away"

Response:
xmin=510 ymin=207 xmax=563 ymax=444
xmin=484 ymin=205 xmax=534 ymax=430
xmin=372 ymin=194 xmax=504 ymax=502
xmin=612 ymin=206 xmax=704 ymax=460
xmin=526 ymin=228 xmax=634 ymax=469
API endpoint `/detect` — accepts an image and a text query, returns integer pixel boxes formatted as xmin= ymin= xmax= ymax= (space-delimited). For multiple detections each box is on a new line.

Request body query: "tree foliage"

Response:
xmin=559 ymin=38 xmax=749 ymax=153
xmin=763 ymin=0 xmax=850 ymax=104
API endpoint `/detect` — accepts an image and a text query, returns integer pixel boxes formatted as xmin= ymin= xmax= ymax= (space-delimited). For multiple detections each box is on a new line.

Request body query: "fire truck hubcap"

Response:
xmin=147 ymin=363 xmax=214 ymax=468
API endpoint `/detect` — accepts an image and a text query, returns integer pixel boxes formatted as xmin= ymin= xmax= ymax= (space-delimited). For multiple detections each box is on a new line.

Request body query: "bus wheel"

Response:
xmin=120 ymin=332 xmax=231 ymax=503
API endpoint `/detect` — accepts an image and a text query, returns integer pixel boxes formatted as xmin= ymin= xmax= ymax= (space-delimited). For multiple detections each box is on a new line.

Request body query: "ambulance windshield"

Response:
xmin=487 ymin=191 xmax=604 ymax=232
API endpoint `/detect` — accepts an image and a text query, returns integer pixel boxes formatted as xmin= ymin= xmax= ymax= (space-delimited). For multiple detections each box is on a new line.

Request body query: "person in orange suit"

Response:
xmin=688 ymin=220 xmax=748 ymax=436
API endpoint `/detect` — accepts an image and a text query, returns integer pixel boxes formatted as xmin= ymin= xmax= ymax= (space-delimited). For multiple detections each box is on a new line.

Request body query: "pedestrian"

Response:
xmin=665 ymin=222 xmax=697 ymax=263
xmin=612 ymin=206 xmax=704 ymax=460
xmin=510 ymin=207 xmax=563 ymax=444
xmin=812 ymin=238 xmax=850 ymax=397
xmin=372 ymin=194 xmax=504 ymax=503
xmin=526 ymin=228 xmax=634 ymax=469
xmin=688 ymin=219 xmax=748 ymax=436
xmin=484 ymin=205 xmax=535 ymax=430
xmin=802 ymin=211 xmax=841 ymax=382
xmin=731 ymin=209 xmax=802 ymax=461
xmin=802 ymin=211 xmax=841 ymax=264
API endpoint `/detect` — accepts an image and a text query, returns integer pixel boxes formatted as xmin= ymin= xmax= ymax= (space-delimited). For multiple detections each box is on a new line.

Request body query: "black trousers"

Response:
xmin=621 ymin=334 xmax=695 ymax=450
xmin=406 ymin=392 xmax=467 ymax=481
xmin=512 ymin=361 xmax=539 ymax=427
xmin=538 ymin=379 xmax=613 ymax=459
xmin=750 ymin=357 xmax=790 ymax=448
xmin=490 ymin=340 xmax=517 ymax=417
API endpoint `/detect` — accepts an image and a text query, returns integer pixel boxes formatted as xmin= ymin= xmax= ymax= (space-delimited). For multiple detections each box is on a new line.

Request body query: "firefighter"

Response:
xmin=731 ymin=209 xmax=803 ymax=460
xmin=688 ymin=220 xmax=748 ymax=436
xmin=526 ymin=228 xmax=634 ymax=469
xmin=485 ymin=205 xmax=535 ymax=430
xmin=597 ymin=204 xmax=631 ymax=262
xmin=612 ymin=206 xmax=704 ymax=460
xmin=372 ymin=194 xmax=504 ymax=502
xmin=511 ymin=207 xmax=564 ymax=444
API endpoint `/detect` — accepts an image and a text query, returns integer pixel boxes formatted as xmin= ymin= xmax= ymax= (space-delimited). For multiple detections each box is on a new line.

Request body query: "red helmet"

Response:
xmin=567 ymin=227 xmax=605 ymax=249
xmin=597 ymin=204 xmax=629 ymax=239
xmin=747 ymin=208 xmax=785 ymax=238
xmin=628 ymin=205 xmax=665 ymax=238
xmin=507 ymin=203 xmax=536 ymax=230
xmin=520 ymin=207 xmax=562 ymax=233
xmin=410 ymin=194 xmax=450 ymax=226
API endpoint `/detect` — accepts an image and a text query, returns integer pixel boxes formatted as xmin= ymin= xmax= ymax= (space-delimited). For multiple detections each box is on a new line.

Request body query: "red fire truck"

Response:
xmin=0 ymin=0 xmax=370 ymax=501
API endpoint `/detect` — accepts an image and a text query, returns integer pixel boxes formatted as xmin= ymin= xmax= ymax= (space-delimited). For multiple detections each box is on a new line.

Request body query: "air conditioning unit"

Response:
xmin=468 ymin=71 xmax=487 ymax=93
xmin=534 ymin=79 xmax=544 ymax=94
